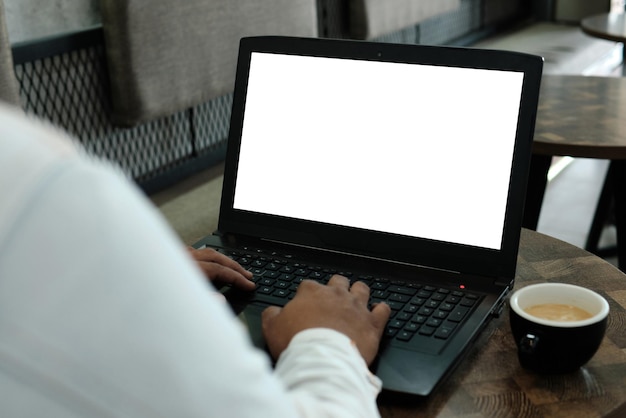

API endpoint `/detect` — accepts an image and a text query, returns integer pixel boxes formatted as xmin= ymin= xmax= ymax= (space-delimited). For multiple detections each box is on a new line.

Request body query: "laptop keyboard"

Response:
xmin=215 ymin=246 xmax=482 ymax=354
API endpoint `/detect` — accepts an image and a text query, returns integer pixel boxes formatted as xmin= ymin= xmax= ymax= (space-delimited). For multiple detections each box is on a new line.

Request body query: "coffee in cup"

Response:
xmin=509 ymin=283 xmax=609 ymax=373
xmin=524 ymin=303 xmax=593 ymax=322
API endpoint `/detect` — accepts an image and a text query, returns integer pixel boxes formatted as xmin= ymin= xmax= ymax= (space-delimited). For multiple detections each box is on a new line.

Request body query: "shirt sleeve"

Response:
xmin=276 ymin=328 xmax=383 ymax=417
xmin=0 ymin=140 xmax=382 ymax=417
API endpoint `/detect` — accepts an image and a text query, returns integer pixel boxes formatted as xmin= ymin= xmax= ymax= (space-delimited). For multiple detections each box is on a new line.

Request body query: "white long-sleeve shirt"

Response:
xmin=0 ymin=104 xmax=382 ymax=417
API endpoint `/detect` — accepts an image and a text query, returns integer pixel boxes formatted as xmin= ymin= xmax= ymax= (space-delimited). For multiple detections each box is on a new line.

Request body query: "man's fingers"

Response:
xmin=188 ymin=247 xmax=256 ymax=291
xmin=198 ymin=262 xmax=256 ymax=291
xmin=191 ymin=247 xmax=253 ymax=278
xmin=327 ymin=274 xmax=350 ymax=290
xmin=371 ymin=302 xmax=392 ymax=330
xmin=261 ymin=306 xmax=286 ymax=360
xmin=230 ymin=273 xmax=256 ymax=291
xmin=349 ymin=280 xmax=370 ymax=304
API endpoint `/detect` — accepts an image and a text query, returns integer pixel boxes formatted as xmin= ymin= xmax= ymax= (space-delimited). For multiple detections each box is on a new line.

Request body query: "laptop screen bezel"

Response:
xmin=218 ymin=36 xmax=543 ymax=279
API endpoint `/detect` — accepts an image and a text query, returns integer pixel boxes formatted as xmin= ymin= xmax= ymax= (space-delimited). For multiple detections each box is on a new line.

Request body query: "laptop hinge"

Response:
xmin=262 ymin=237 xmax=464 ymax=276
xmin=495 ymin=276 xmax=514 ymax=288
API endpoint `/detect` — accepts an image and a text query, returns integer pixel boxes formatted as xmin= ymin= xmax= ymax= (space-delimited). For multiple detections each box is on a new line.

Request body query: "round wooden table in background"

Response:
xmin=378 ymin=228 xmax=626 ymax=418
xmin=581 ymin=12 xmax=626 ymax=47
xmin=523 ymin=75 xmax=626 ymax=270
xmin=581 ymin=12 xmax=626 ymax=76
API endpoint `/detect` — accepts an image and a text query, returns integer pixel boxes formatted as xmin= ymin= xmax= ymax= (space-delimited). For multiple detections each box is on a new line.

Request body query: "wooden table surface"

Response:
xmin=378 ymin=229 xmax=626 ymax=418
xmin=532 ymin=75 xmax=626 ymax=159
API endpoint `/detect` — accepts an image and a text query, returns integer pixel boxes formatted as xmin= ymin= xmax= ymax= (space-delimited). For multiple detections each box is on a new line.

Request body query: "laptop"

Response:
xmin=193 ymin=36 xmax=543 ymax=397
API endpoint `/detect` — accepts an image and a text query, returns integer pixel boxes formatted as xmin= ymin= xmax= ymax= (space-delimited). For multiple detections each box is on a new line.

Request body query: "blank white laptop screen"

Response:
xmin=233 ymin=52 xmax=525 ymax=250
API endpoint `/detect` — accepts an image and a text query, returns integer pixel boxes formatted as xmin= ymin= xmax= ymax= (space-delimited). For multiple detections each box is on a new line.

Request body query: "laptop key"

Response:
xmin=411 ymin=314 xmax=427 ymax=324
xmin=275 ymin=280 xmax=290 ymax=289
xmin=425 ymin=299 xmax=441 ymax=308
xmin=387 ymin=285 xmax=408 ymax=294
xmin=439 ymin=302 xmax=455 ymax=311
xmin=263 ymin=271 xmax=281 ymax=279
xmin=449 ymin=306 xmax=470 ymax=322
xmin=388 ymin=319 xmax=406 ymax=329
xmin=418 ymin=306 xmax=434 ymax=316
xmin=250 ymin=268 xmax=265 ymax=276
xmin=280 ymin=265 xmax=295 ymax=273
xmin=265 ymin=263 xmax=281 ymax=271
xmin=251 ymin=260 xmax=267 ymax=268
xmin=446 ymin=295 xmax=462 ymax=304
xmin=259 ymin=278 xmax=275 ymax=286
xmin=385 ymin=327 xmax=398 ymax=338
xmin=238 ymin=257 xmax=252 ymax=266
xmin=404 ymin=304 xmax=418 ymax=313
xmin=273 ymin=289 xmax=289 ymax=298
xmin=418 ymin=325 xmax=436 ymax=336
xmin=389 ymin=293 xmax=410 ymax=303
xmin=426 ymin=318 xmax=442 ymax=328
xmin=371 ymin=282 xmax=389 ymax=290
xmin=396 ymin=312 xmax=412 ymax=321
xmin=257 ymin=286 xmax=273 ymax=294
xmin=397 ymin=330 xmax=414 ymax=342
xmin=385 ymin=300 xmax=405 ymax=311
xmin=433 ymin=310 xmax=448 ymax=320
xmin=404 ymin=322 xmax=419 ymax=332
xmin=431 ymin=293 xmax=447 ymax=301
xmin=434 ymin=326 xmax=454 ymax=340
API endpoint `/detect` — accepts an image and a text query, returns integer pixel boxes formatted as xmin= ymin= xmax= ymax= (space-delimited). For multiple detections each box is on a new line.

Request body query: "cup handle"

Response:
xmin=520 ymin=334 xmax=539 ymax=354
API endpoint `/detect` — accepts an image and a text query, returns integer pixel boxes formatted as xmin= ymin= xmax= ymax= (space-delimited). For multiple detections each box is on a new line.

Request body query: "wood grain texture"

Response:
xmin=533 ymin=75 xmax=626 ymax=159
xmin=379 ymin=229 xmax=626 ymax=418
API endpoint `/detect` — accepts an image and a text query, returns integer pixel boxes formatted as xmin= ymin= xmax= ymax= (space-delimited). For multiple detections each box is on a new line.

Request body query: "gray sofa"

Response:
xmin=0 ymin=0 xmax=19 ymax=106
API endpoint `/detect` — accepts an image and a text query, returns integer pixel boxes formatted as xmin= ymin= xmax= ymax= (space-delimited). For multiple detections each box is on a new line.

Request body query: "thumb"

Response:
xmin=261 ymin=305 xmax=282 ymax=326
xmin=261 ymin=306 xmax=284 ymax=360
xmin=371 ymin=302 xmax=392 ymax=331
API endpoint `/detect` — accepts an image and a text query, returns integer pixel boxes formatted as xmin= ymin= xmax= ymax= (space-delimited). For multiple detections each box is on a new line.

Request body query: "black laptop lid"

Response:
xmin=218 ymin=36 xmax=543 ymax=280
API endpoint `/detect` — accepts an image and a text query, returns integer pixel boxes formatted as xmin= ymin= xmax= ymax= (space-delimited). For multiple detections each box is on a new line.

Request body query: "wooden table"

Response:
xmin=523 ymin=75 xmax=626 ymax=269
xmin=378 ymin=228 xmax=626 ymax=418
xmin=581 ymin=13 xmax=626 ymax=75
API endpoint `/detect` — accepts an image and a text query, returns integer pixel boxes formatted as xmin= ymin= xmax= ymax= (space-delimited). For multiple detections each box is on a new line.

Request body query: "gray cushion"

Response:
xmin=100 ymin=0 xmax=318 ymax=126
xmin=349 ymin=0 xmax=460 ymax=40
xmin=0 ymin=1 xmax=20 ymax=107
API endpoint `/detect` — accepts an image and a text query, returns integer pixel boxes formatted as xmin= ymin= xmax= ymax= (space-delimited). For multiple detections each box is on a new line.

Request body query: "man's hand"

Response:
xmin=261 ymin=275 xmax=391 ymax=365
xmin=188 ymin=247 xmax=255 ymax=291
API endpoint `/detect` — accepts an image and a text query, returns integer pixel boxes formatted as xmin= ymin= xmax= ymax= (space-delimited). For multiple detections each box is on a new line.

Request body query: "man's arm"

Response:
xmin=0 ymin=110 xmax=388 ymax=417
